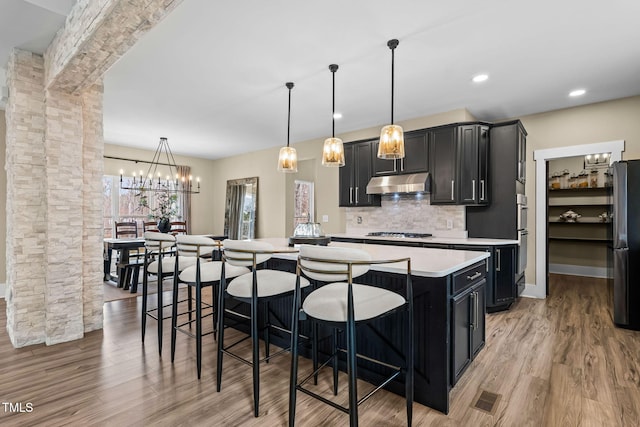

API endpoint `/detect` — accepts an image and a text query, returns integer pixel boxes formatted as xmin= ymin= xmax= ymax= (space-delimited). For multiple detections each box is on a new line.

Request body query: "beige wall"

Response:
xmin=0 ymin=109 xmax=6 ymax=285
xmin=104 ymin=143 xmax=217 ymax=236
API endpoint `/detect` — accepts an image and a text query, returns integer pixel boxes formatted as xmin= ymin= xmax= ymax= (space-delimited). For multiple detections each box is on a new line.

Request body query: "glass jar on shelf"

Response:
xmin=549 ymin=172 xmax=561 ymax=190
xmin=578 ymin=170 xmax=589 ymax=188
xmin=604 ymin=168 xmax=613 ymax=187
xmin=561 ymin=169 xmax=570 ymax=189
xmin=589 ymin=170 xmax=599 ymax=188
xmin=569 ymin=173 xmax=578 ymax=189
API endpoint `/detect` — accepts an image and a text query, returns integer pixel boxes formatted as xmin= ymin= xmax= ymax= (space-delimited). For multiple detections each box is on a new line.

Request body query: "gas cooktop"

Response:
xmin=366 ymin=232 xmax=433 ymax=238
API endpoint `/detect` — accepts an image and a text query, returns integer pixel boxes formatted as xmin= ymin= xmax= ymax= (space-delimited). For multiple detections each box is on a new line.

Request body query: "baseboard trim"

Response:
xmin=549 ymin=263 xmax=612 ymax=279
xmin=520 ymin=283 xmax=545 ymax=299
xmin=0 ymin=283 xmax=5 ymax=299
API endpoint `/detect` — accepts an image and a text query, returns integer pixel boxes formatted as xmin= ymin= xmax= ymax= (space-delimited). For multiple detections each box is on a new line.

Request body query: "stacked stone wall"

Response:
xmin=5 ymin=50 xmax=48 ymax=346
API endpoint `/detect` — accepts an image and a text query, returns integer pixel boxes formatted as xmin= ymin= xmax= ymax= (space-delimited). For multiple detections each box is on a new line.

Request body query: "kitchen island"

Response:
xmin=247 ymin=238 xmax=489 ymax=414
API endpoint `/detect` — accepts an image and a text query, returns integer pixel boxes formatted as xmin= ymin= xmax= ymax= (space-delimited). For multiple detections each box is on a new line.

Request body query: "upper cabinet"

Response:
xmin=429 ymin=123 xmax=490 ymax=205
xmin=372 ymin=130 xmax=429 ymax=176
xmin=339 ymin=140 xmax=381 ymax=207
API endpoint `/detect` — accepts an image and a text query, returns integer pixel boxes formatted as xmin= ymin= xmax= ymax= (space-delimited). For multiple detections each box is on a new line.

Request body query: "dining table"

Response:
xmin=103 ymin=234 xmax=229 ymax=290
xmin=103 ymin=238 xmax=145 ymax=289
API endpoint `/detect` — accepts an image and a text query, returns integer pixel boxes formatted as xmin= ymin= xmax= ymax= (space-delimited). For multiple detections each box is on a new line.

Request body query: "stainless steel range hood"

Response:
xmin=366 ymin=172 xmax=430 ymax=194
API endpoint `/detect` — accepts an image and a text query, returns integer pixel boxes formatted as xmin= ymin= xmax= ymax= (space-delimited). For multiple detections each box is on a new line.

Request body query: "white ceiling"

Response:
xmin=2 ymin=0 xmax=640 ymax=160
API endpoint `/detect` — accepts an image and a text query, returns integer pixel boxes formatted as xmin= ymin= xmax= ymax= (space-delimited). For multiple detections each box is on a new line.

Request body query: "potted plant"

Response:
xmin=139 ymin=189 xmax=179 ymax=233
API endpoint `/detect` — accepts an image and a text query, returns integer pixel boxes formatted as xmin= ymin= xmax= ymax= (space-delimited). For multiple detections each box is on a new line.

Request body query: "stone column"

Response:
xmin=5 ymin=50 xmax=48 ymax=347
xmin=81 ymin=83 xmax=105 ymax=332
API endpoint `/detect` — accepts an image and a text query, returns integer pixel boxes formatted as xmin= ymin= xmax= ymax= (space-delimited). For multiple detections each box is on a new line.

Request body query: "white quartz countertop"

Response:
xmin=255 ymin=238 xmax=489 ymax=278
xmin=329 ymin=233 xmax=519 ymax=246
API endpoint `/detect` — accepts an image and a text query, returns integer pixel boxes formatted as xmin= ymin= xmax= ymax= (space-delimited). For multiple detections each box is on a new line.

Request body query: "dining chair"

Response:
xmin=143 ymin=221 xmax=160 ymax=232
xmin=113 ymin=221 xmax=143 ymax=290
xmin=170 ymin=221 xmax=188 ymax=235
xmin=170 ymin=235 xmax=249 ymax=379
xmin=216 ymin=239 xmax=310 ymax=417
xmin=289 ymin=245 xmax=414 ymax=427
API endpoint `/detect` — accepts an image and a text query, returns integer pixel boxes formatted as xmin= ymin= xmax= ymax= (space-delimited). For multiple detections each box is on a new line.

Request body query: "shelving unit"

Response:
xmin=548 ymin=187 xmax=612 ymax=240
xmin=548 ymin=185 xmax=613 ymax=273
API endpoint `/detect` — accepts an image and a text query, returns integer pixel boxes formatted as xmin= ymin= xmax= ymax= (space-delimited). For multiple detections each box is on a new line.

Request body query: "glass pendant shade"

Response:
xmin=378 ymin=38 xmax=405 ymax=160
xmin=277 ymin=146 xmax=298 ymax=172
xmin=322 ymin=137 xmax=345 ymax=167
xmin=378 ymin=124 xmax=405 ymax=159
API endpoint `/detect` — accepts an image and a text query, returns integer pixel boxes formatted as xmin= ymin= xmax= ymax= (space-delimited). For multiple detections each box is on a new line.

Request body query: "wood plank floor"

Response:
xmin=1 ymin=274 xmax=639 ymax=426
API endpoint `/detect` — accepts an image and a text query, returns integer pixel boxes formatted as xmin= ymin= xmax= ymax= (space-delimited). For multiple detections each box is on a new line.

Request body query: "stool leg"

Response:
xmin=170 ymin=275 xmax=179 ymax=363
xmin=216 ymin=277 xmax=226 ymax=391
xmin=332 ymin=328 xmax=339 ymax=396
xmin=157 ymin=276 xmax=164 ymax=357
xmin=251 ymin=290 xmax=260 ymax=417
xmin=141 ymin=268 xmax=149 ymax=343
xmin=288 ymin=282 xmax=301 ymax=427
xmin=196 ymin=282 xmax=202 ymax=379
xmin=312 ymin=323 xmax=318 ymax=385
xmin=264 ymin=301 xmax=270 ymax=363
xmin=212 ymin=282 xmax=218 ymax=341
xmin=346 ymin=315 xmax=358 ymax=426
xmin=406 ymin=308 xmax=414 ymax=426
xmin=188 ymin=285 xmax=193 ymax=328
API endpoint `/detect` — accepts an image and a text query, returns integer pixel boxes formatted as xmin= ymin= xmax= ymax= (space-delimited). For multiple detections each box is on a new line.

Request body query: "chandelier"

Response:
xmin=119 ymin=137 xmax=200 ymax=194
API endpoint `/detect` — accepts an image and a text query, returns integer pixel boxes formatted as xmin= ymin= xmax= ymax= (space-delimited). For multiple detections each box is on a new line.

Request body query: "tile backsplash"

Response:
xmin=345 ymin=194 xmax=467 ymax=237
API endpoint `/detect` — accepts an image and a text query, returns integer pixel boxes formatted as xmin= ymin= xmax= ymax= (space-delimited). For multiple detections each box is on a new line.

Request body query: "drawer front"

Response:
xmin=453 ymin=261 xmax=486 ymax=295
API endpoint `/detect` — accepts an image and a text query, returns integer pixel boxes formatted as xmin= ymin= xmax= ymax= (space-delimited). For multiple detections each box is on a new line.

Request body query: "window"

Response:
xmin=294 ymin=180 xmax=314 ymax=228
xmin=103 ymin=175 xmax=180 ymax=237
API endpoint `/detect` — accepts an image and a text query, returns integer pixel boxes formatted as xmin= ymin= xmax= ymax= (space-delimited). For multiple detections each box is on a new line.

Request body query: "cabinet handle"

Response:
xmin=472 ymin=179 xmax=476 ymax=201
xmin=393 ymin=159 xmax=397 ymax=173
xmin=470 ymin=291 xmax=475 ymax=329
xmin=400 ymin=158 xmax=404 ymax=172
xmin=481 ymin=180 xmax=485 ymax=201
xmin=451 ymin=180 xmax=455 ymax=201
xmin=475 ymin=291 xmax=479 ymax=331
xmin=355 ymin=187 xmax=359 ymax=204
xmin=466 ymin=271 xmax=482 ymax=281
xmin=496 ymin=249 xmax=501 ymax=272
xmin=350 ymin=187 xmax=353 ymax=204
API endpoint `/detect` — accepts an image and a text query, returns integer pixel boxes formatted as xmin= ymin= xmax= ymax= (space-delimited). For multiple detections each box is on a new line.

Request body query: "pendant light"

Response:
xmin=277 ymin=82 xmax=298 ymax=173
xmin=322 ymin=64 xmax=345 ymax=167
xmin=378 ymin=39 xmax=405 ymax=159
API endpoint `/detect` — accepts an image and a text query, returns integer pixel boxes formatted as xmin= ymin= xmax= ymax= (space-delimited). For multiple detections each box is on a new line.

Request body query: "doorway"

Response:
xmin=532 ymin=140 xmax=624 ymax=299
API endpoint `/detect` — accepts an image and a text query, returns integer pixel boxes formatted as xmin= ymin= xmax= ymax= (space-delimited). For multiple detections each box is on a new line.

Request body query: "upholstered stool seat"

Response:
xmin=228 ymin=269 xmax=310 ymax=299
xmin=302 ymin=282 xmax=405 ymax=323
xmin=179 ymin=261 xmax=248 ymax=284
xmin=148 ymin=256 xmax=197 ymax=274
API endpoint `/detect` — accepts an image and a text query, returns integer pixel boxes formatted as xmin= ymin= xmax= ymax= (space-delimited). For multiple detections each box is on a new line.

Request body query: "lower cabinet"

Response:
xmin=451 ymin=279 xmax=486 ymax=386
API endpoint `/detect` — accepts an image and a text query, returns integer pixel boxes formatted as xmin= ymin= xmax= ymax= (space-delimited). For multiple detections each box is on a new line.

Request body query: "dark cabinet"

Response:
xmin=451 ymin=263 xmax=486 ymax=386
xmin=372 ymin=130 xmax=429 ymax=176
xmin=339 ymin=141 xmax=380 ymax=207
xmin=429 ymin=123 xmax=489 ymax=205
xmin=426 ymin=242 xmax=518 ymax=312
xmin=494 ymin=245 xmax=517 ymax=305
xmin=467 ymin=120 xmax=528 ymax=238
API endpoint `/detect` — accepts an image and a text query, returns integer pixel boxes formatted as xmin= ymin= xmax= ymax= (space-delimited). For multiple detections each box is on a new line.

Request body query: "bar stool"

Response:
xmin=170 ymin=235 xmax=249 ymax=379
xmin=141 ymin=232 xmax=197 ymax=356
xmin=289 ymin=245 xmax=414 ymax=427
xmin=216 ymin=239 xmax=311 ymax=417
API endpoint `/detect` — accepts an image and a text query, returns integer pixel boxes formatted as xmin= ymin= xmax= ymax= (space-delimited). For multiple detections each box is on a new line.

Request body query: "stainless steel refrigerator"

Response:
xmin=613 ymin=160 xmax=640 ymax=330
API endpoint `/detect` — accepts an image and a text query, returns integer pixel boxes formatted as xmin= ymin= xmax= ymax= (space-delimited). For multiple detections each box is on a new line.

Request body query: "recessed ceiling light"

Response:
xmin=472 ymin=74 xmax=489 ymax=83
xmin=333 ymin=112 xmax=342 ymax=119
xmin=569 ymin=89 xmax=586 ymax=97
